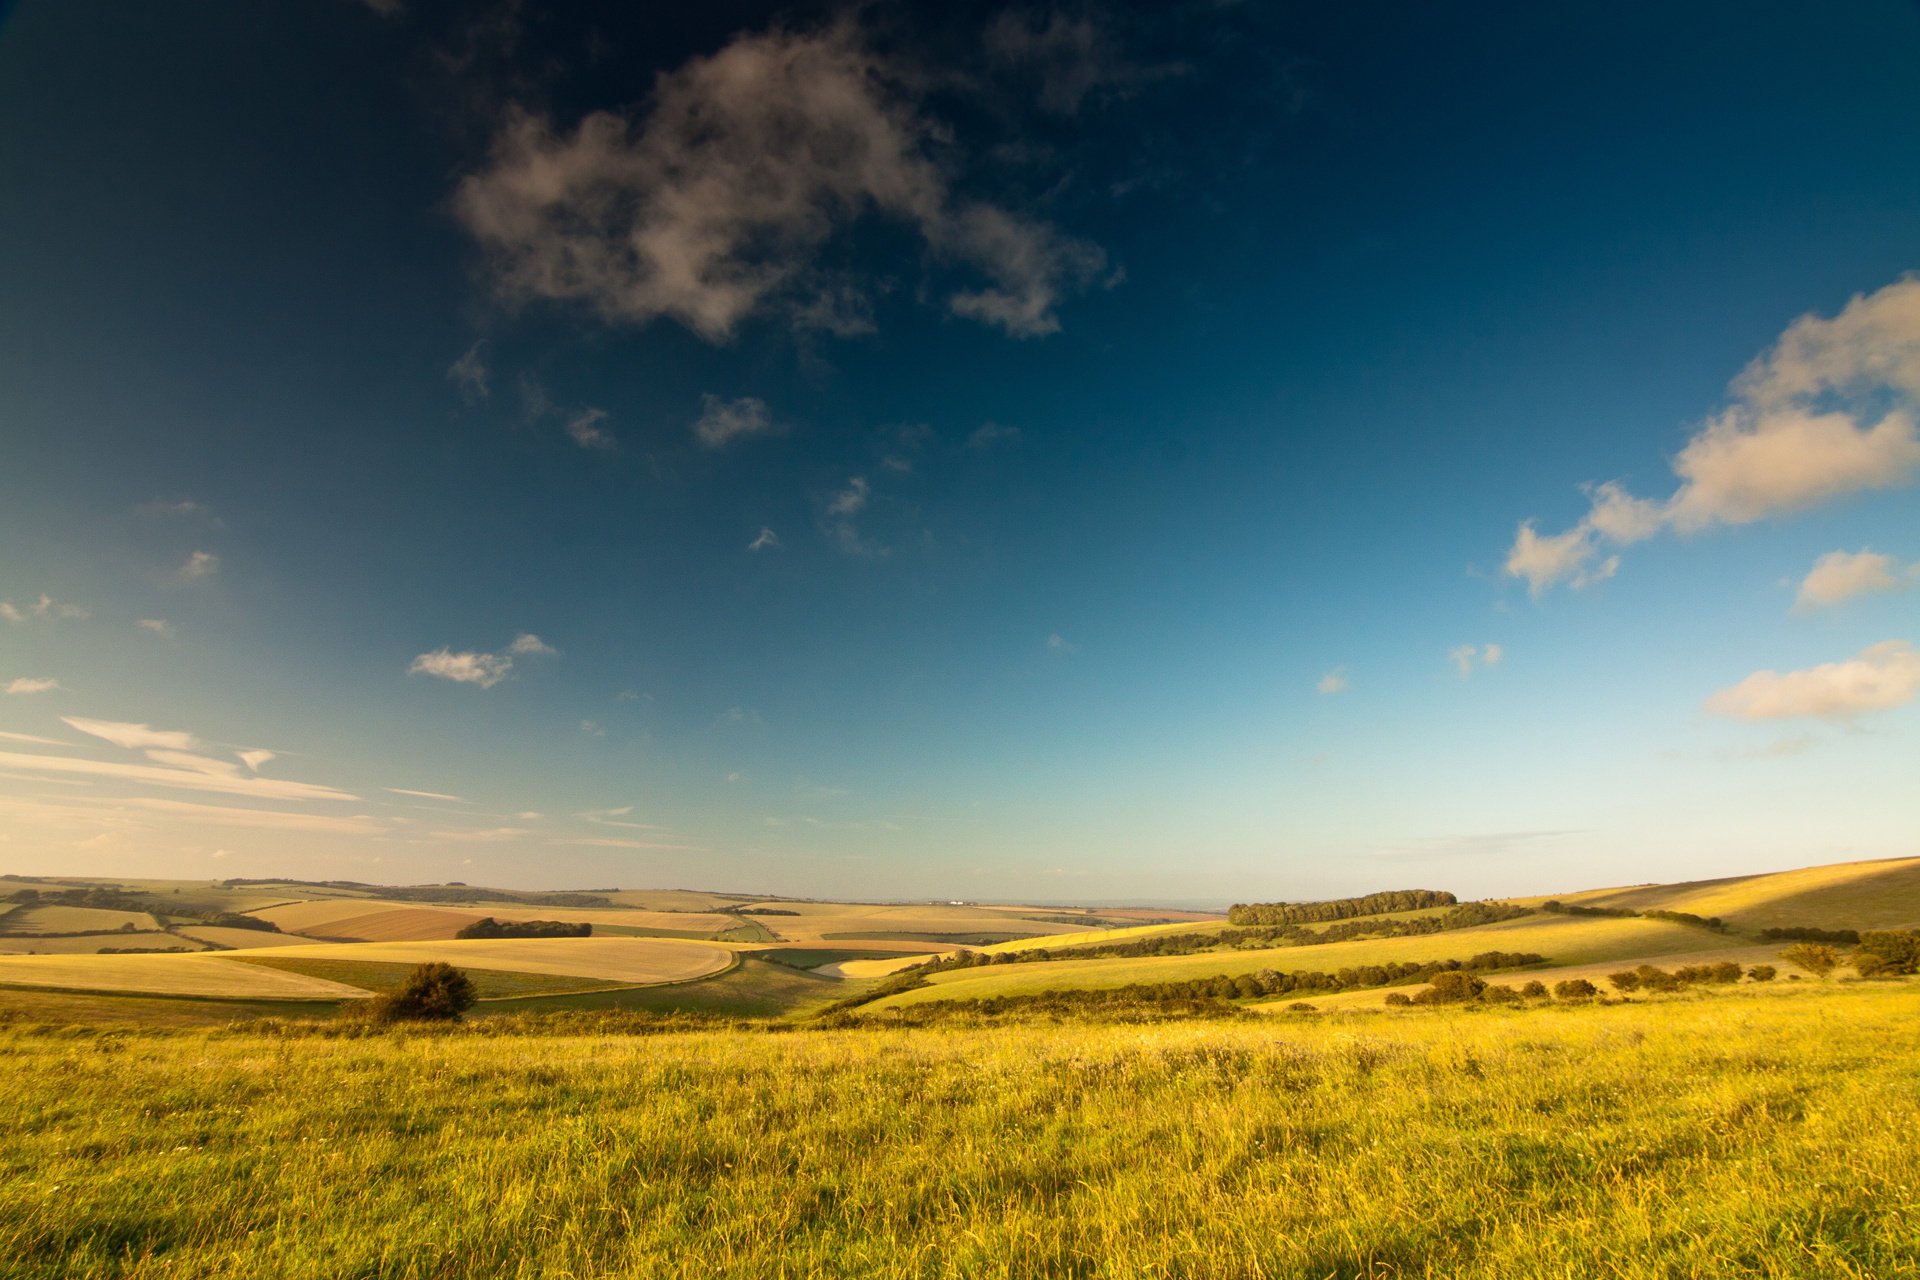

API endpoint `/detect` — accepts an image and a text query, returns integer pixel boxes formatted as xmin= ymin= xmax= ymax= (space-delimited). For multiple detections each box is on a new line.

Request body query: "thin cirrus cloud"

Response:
xmin=179 ymin=550 xmax=220 ymax=582
xmin=452 ymin=20 xmax=1108 ymax=342
xmin=1793 ymin=549 xmax=1917 ymax=612
xmin=565 ymin=407 xmax=615 ymax=450
xmin=747 ymin=526 xmax=780 ymax=552
xmin=447 ymin=340 xmax=490 ymax=402
xmin=0 ymin=722 xmax=358 ymax=801
xmin=4 ymin=677 xmax=59 ymax=695
xmin=409 ymin=633 xmax=556 ymax=689
xmin=1317 ymin=668 xmax=1349 ymax=695
xmin=1705 ymin=640 xmax=1920 ymax=721
xmin=1507 ymin=275 xmax=1920 ymax=596
xmin=384 ymin=786 xmax=469 ymax=803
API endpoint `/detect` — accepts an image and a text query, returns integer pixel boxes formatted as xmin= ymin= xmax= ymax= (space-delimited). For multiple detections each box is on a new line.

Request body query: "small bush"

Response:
xmin=1553 ymin=978 xmax=1598 ymax=1000
xmin=1780 ymin=943 xmax=1839 ymax=979
xmin=1284 ymin=1002 xmax=1317 ymax=1013
xmin=1853 ymin=930 xmax=1920 ymax=977
xmin=366 ymin=963 xmax=477 ymax=1023
xmin=1412 ymin=971 xmax=1487 ymax=1005
xmin=1383 ymin=992 xmax=1411 ymax=1007
xmin=1746 ymin=964 xmax=1776 ymax=982
xmin=1519 ymin=980 xmax=1548 ymax=999
xmin=1608 ymin=971 xmax=1641 ymax=993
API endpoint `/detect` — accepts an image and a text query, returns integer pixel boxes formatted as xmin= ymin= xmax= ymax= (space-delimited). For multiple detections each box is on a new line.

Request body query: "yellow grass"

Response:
xmin=982 ymin=919 xmax=1228 ymax=954
xmin=174 ymin=926 xmax=313 ymax=949
xmin=0 ymin=905 xmax=159 ymax=934
xmin=0 ymin=953 xmax=370 ymax=999
xmin=222 ymin=936 xmax=735 ymax=985
xmin=734 ymin=901 xmax=1102 ymax=943
xmin=866 ymin=914 xmax=1733 ymax=1009
xmin=0 ymin=932 xmax=207 ymax=956
xmin=1525 ymin=855 xmax=1920 ymax=930
xmin=828 ymin=954 xmax=936 ymax=979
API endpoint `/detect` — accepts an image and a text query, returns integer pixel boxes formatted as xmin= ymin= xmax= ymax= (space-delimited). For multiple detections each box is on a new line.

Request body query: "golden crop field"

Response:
xmin=0 ymin=953 xmax=371 ymax=1000
xmin=0 ymin=906 xmax=160 ymax=935
xmin=172 ymin=926 xmax=312 ymax=950
xmin=222 ymin=936 xmax=737 ymax=985
xmin=728 ymin=900 xmax=1104 ymax=943
xmin=1523 ymin=855 xmax=1920 ymax=931
xmin=249 ymin=898 xmax=747 ymax=941
xmin=0 ymin=933 xmax=207 ymax=956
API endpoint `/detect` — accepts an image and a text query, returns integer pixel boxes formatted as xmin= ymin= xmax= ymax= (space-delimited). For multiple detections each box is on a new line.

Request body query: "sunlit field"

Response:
xmin=3 ymin=981 xmax=1914 ymax=1280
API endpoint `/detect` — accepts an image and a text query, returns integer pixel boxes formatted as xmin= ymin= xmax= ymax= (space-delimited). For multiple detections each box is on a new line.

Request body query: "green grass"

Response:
xmin=229 ymin=957 xmax=626 ymax=1000
xmin=755 ymin=948 xmax=905 ymax=970
xmin=1 ymin=981 xmax=1915 ymax=1278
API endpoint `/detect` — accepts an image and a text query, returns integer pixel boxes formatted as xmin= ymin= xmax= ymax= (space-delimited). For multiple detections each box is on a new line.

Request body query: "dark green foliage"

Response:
xmin=1852 ymin=930 xmax=1920 ymax=977
xmin=1539 ymin=900 xmax=1636 ymax=919
xmin=1383 ymin=992 xmax=1412 ymax=1006
xmin=1227 ymin=889 xmax=1456 ymax=926
xmin=1759 ymin=926 xmax=1861 ymax=944
xmin=1553 ymin=979 xmax=1599 ymax=1000
xmin=1412 ymin=972 xmax=1486 ymax=1004
xmin=454 ymin=917 xmax=591 ymax=939
xmin=366 ymin=963 xmax=478 ymax=1022
xmin=1747 ymin=965 xmax=1776 ymax=982
xmin=1541 ymin=901 xmax=1726 ymax=932
xmin=1608 ymin=971 xmax=1641 ymax=992
xmin=1520 ymin=981 xmax=1549 ymax=999
xmin=734 ymin=908 xmax=801 ymax=916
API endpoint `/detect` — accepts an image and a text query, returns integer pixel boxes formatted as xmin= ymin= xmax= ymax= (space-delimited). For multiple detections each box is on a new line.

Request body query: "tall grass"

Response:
xmin=2 ymin=981 xmax=1915 ymax=1278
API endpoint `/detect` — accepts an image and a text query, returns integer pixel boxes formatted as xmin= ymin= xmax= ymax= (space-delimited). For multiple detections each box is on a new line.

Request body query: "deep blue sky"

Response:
xmin=2 ymin=1 xmax=1916 ymax=902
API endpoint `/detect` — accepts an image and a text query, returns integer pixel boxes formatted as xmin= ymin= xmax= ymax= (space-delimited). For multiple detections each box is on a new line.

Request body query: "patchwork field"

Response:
xmin=0 ymin=905 xmax=159 ymax=934
xmin=0 ymin=932 xmax=206 ymax=956
xmin=218 ymin=936 xmax=737 ymax=985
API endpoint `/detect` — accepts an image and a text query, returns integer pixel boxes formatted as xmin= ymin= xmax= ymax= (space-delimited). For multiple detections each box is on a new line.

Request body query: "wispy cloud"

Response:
xmin=694 ymin=395 xmax=777 ymax=448
xmin=747 ymin=526 xmax=780 ymax=552
xmin=506 ymin=633 xmax=557 ymax=656
xmin=1 ymin=594 xmax=88 ymax=624
xmin=1449 ymin=644 xmax=1503 ymax=678
xmin=136 ymin=618 xmax=172 ymax=637
xmin=385 ymin=787 xmax=468 ymax=803
xmin=1508 ymin=275 xmax=1920 ymax=595
xmin=64 ymin=717 xmax=200 ymax=751
xmin=4 ymin=678 xmax=59 ymax=695
xmin=1793 ymin=549 xmax=1917 ymax=612
xmin=1317 ymin=668 xmax=1349 ymax=695
xmin=179 ymin=550 xmax=220 ymax=582
xmin=0 ymin=730 xmax=66 ymax=746
xmin=565 ymin=407 xmax=615 ymax=450
xmin=453 ymin=21 xmax=1107 ymax=341
xmin=0 ymin=748 xmax=357 ymax=802
xmin=969 ymin=422 xmax=1024 ymax=450
xmin=447 ymin=340 xmax=490 ymax=402
xmin=1046 ymin=633 xmax=1077 ymax=654
xmin=1705 ymin=639 xmax=1920 ymax=721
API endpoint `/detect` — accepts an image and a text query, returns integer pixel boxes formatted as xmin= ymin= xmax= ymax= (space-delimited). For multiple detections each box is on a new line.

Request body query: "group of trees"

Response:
xmin=365 ymin=963 xmax=477 ymax=1023
xmin=1386 ymin=974 xmax=1597 ymax=1007
xmin=1760 ymin=926 xmax=1859 ymax=944
xmin=453 ymin=918 xmax=591 ymax=939
xmin=1226 ymin=889 xmax=1457 ymax=926
xmin=1608 ymin=962 xmax=1764 ymax=992
xmin=1539 ymin=901 xmax=1729 ymax=932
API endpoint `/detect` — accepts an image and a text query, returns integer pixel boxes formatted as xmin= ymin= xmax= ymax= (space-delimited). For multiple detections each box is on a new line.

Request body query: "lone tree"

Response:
xmin=1553 ymin=978 xmax=1599 ymax=1000
xmin=369 ymin=962 xmax=477 ymax=1023
xmin=1780 ymin=943 xmax=1840 ymax=979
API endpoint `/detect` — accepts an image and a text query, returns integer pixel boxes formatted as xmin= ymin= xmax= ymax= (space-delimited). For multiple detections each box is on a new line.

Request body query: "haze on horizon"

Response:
xmin=1 ymin=1 xmax=1916 ymax=904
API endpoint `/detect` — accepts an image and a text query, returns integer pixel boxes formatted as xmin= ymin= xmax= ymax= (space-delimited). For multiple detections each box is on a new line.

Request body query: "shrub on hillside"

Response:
xmin=1758 ymin=926 xmax=1860 ymax=945
xmin=1780 ymin=943 xmax=1840 ymax=979
xmin=1519 ymin=980 xmax=1548 ymax=999
xmin=1852 ymin=930 xmax=1920 ymax=977
xmin=1553 ymin=978 xmax=1598 ymax=1000
xmin=367 ymin=963 xmax=477 ymax=1023
xmin=1412 ymin=972 xmax=1486 ymax=1004
xmin=1746 ymin=965 xmax=1776 ymax=982
xmin=1608 ymin=971 xmax=1641 ymax=992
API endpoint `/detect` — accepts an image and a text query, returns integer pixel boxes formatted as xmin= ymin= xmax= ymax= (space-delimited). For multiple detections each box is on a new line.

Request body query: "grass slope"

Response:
xmin=219 ymin=938 xmax=734 ymax=986
xmin=230 ymin=957 xmax=627 ymax=1000
xmin=1531 ymin=855 xmax=1920 ymax=931
xmin=483 ymin=956 xmax=845 ymax=1019
xmin=0 ymin=953 xmax=370 ymax=1000
xmin=1 ymin=982 xmax=1914 ymax=1279
xmin=865 ymin=914 xmax=1728 ymax=1009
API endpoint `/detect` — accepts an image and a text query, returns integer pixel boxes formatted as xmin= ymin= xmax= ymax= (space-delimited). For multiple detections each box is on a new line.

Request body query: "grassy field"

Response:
xmin=1529 ymin=856 xmax=1920 ymax=931
xmin=232 ymin=956 xmax=628 ymax=1000
xmin=0 ymin=953 xmax=370 ymax=1000
xmin=0 ymin=906 xmax=160 ymax=935
xmin=0 ymin=981 xmax=1912 ymax=1278
xmin=217 ymin=937 xmax=736 ymax=985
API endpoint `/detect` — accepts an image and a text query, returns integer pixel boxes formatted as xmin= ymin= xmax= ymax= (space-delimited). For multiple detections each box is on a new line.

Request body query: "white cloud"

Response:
xmin=1794 ymin=549 xmax=1915 ymax=612
xmin=409 ymin=649 xmax=513 ymax=688
xmin=565 ymin=407 xmax=615 ymax=450
xmin=550 ymin=836 xmax=697 ymax=850
xmin=747 ymin=526 xmax=780 ymax=552
xmin=236 ymin=749 xmax=276 ymax=773
xmin=0 ymin=730 xmax=65 ymax=746
xmin=507 ymin=633 xmax=557 ymax=656
xmin=136 ymin=618 xmax=172 ymax=636
xmin=1 ymin=594 xmax=88 ymax=624
xmin=1449 ymin=644 xmax=1503 ymax=678
xmin=826 ymin=476 xmax=870 ymax=518
xmin=384 ymin=787 xmax=468 ymax=803
xmin=4 ymin=678 xmax=59 ymax=695
xmin=180 ymin=550 xmax=220 ymax=582
xmin=452 ymin=21 xmax=1106 ymax=341
xmin=1705 ymin=640 xmax=1920 ymax=721
xmin=121 ymin=797 xmax=388 ymax=836
xmin=1046 ymin=633 xmax=1077 ymax=653
xmin=63 ymin=717 xmax=200 ymax=752
xmin=968 ymin=422 xmax=1024 ymax=450
xmin=0 ymin=749 xmax=357 ymax=802
xmin=448 ymin=340 xmax=490 ymax=402
xmin=410 ymin=634 xmax=553 ymax=689
xmin=1317 ymin=668 xmax=1348 ymax=695
xmin=1508 ymin=275 xmax=1920 ymax=594
xmin=580 ymin=720 xmax=605 ymax=737
xmin=694 ymin=395 xmax=776 ymax=448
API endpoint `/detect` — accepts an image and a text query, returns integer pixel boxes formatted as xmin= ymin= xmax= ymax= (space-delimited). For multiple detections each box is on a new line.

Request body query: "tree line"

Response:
xmin=1226 ymin=889 xmax=1458 ymax=926
xmin=454 ymin=918 xmax=592 ymax=939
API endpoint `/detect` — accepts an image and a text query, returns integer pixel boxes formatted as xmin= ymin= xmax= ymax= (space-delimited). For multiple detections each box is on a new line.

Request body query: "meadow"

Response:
xmin=2 ymin=981 xmax=1915 ymax=1279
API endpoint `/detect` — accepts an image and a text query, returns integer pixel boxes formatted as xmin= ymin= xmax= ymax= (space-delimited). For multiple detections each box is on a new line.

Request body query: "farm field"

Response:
xmin=0 ymin=933 xmax=206 ymax=956
xmin=863 ymin=913 xmax=1731 ymax=1009
xmin=219 ymin=937 xmax=737 ymax=985
xmin=0 ymin=981 xmax=1914 ymax=1279
xmin=0 ymin=905 xmax=159 ymax=934
xmin=0 ymin=953 xmax=370 ymax=1000
xmin=1530 ymin=855 xmax=1920 ymax=932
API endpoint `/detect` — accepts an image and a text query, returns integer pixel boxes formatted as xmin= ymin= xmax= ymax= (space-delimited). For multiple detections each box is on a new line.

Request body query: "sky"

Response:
xmin=1 ymin=1 xmax=1916 ymax=905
